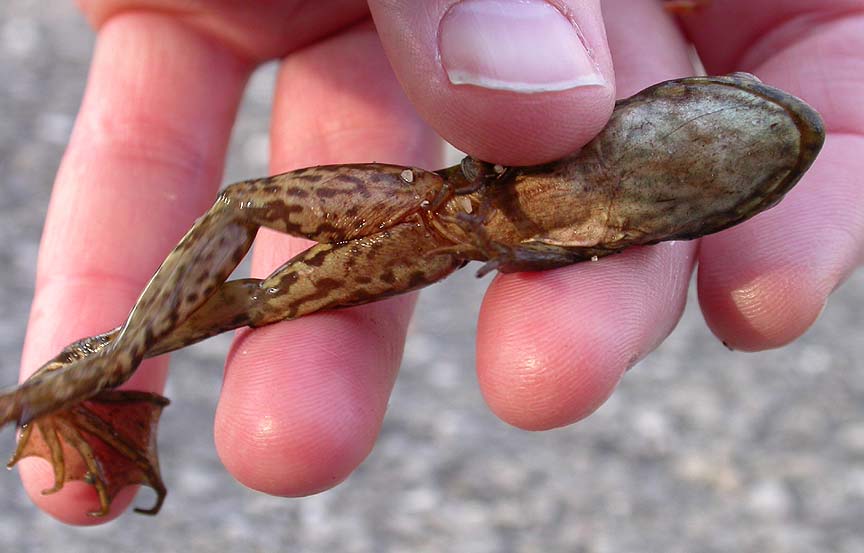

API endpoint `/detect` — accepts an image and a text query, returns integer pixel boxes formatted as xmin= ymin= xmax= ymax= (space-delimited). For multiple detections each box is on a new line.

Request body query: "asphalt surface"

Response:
xmin=1 ymin=3 xmax=862 ymax=552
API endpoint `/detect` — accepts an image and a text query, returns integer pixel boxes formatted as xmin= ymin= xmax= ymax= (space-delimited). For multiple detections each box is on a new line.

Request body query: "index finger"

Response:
xmin=17 ymin=13 xmax=252 ymax=523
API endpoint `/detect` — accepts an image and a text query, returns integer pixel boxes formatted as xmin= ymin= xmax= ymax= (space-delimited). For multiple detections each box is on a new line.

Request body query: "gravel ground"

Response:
xmin=1 ymin=3 xmax=863 ymax=552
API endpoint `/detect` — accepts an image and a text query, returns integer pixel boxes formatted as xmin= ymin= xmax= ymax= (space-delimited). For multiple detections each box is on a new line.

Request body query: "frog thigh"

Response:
xmin=222 ymin=164 xmax=448 ymax=243
xmin=246 ymin=221 xmax=465 ymax=323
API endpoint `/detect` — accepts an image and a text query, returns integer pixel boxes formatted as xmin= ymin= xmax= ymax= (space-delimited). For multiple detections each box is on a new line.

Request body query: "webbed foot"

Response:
xmin=7 ymin=390 xmax=169 ymax=516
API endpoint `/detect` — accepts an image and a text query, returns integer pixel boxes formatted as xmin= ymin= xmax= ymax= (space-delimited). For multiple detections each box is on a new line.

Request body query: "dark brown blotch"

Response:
xmin=338 ymin=174 xmax=370 ymax=197
xmin=130 ymin=344 xmax=145 ymax=361
xmin=350 ymin=287 xmax=371 ymax=300
xmin=315 ymin=187 xmax=347 ymax=199
xmin=407 ymin=271 xmax=429 ymax=289
xmin=309 ymin=223 xmax=341 ymax=238
xmin=314 ymin=278 xmax=343 ymax=294
xmin=276 ymin=269 xmax=300 ymax=288
xmin=304 ymin=248 xmax=331 ymax=268
xmin=294 ymin=173 xmax=324 ymax=183
xmin=230 ymin=314 xmax=250 ymax=327
xmin=143 ymin=327 xmax=156 ymax=349
xmin=285 ymin=277 xmax=345 ymax=318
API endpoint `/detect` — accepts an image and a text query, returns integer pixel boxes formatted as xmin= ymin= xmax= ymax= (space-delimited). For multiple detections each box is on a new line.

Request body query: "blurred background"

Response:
xmin=1 ymin=1 xmax=862 ymax=551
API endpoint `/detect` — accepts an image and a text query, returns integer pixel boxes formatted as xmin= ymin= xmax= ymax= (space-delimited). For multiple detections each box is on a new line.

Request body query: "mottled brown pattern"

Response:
xmin=285 ymin=186 xmax=310 ymax=197
xmin=314 ymin=187 xmax=348 ymax=199
xmin=336 ymin=173 xmax=370 ymax=195
xmin=407 ymin=271 xmax=431 ymax=289
xmin=0 ymin=74 xmax=824 ymax=517
xmin=303 ymin=247 xmax=332 ymax=268
xmin=284 ymin=277 xmax=345 ymax=318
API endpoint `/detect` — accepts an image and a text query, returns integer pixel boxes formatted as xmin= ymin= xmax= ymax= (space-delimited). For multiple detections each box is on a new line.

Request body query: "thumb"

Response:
xmin=369 ymin=0 xmax=614 ymax=165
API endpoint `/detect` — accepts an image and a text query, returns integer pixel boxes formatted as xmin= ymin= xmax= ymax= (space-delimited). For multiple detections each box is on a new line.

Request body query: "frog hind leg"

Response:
xmin=8 ymin=390 xmax=169 ymax=516
xmin=2 ymin=221 xmax=462 ymax=517
xmin=0 ymin=164 xmax=451 ymax=428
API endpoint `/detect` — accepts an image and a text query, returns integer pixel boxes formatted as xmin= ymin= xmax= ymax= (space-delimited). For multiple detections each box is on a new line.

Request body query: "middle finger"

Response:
xmin=476 ymin=0 xmax=701 ymax=430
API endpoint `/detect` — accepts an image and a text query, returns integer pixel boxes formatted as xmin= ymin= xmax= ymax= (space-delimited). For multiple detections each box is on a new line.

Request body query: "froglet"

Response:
xmin=0 ymin=73 xmax=824 ymax=516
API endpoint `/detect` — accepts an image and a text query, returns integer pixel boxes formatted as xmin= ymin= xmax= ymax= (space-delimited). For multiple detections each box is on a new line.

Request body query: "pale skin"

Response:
xmin=12 ymin=0 xmax=864 ymax=524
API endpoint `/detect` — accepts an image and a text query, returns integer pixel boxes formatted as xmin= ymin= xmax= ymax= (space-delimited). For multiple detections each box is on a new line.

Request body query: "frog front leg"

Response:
xmin=474 ymin=240 xmax=605 ymax=277
xmin=440 ymin=211 xmax=609 ymax=277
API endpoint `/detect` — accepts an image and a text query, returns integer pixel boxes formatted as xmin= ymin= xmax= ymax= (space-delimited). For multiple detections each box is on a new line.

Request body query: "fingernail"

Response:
xmin=439 ymin=0 xmax=605 ymax=93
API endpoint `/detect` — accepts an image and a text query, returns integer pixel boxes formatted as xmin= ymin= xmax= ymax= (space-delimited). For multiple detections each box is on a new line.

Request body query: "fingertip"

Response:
xmin=371 ymin=0 xmax=615 ymax=165
xmin=476 ymin=271 xmax=629 ymax=430
xmin=19 ymin=458 xmax=138 ymax=524
xmin=477 ymin=315 xmax=624 ymax=430
xmin=698 ymin=265 xmax=826 ymax=351
xmin=214 ymin=369 xmax=372 ymax=497
xmin=18 ymin=289 xmax=169 ymax=522
xmin=215 ymin=305 xmax=409 ymax=497
xmin=476 ymin=244 xmax=695 ymax=430
xmin=697 ymin=136 xmax=864 ymax=351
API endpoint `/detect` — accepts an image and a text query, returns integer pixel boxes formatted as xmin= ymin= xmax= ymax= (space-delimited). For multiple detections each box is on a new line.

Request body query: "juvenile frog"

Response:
xmin=0 ymin=73 xmax=824 ymax=516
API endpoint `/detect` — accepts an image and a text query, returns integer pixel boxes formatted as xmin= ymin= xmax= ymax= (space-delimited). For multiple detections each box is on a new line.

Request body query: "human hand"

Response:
xmin=464 ymin=0 xmax=863 ymax=426
xmin=16 ymin=0 xmax=860 ymax=524
xmin=373 ymin=0 xmax=861 ymax=439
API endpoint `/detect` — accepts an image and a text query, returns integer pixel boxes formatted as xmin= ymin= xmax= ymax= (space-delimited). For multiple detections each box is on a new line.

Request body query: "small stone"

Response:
xmin=36 ymin=112 xmax=73 ymax=144
xmin=242 ymin=132 xmax=270 ymax=169
xmin=2 ymin=17 xmax=39 ymax=57
xmin=795 ymin=344 xmax=832 ymax=374
xmin=839 ymin=422 xmax=864 ymax=453
xmin=747 ymin=479 xmax=792 ymax=518
xmin=400 ymin=169 xmax=414 ymax=183
xmin=633 ymin=409 xmax=670 ymax=441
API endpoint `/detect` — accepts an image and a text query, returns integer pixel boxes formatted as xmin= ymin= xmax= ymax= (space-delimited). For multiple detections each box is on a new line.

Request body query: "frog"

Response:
xmin=0 ymin=73 xmax=824 ymax=516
